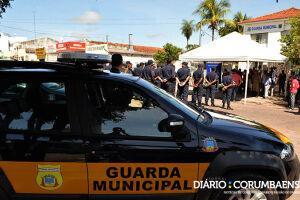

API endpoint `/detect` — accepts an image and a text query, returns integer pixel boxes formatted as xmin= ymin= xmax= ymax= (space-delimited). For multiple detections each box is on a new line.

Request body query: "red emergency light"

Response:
xmin=56 ymin=42 xmax=86 ymax=52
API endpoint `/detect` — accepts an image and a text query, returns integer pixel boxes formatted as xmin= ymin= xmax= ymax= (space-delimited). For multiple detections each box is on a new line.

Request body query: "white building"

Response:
xmin=16 ymin=37 xmax=59 ymax=61
xmin=0 ymin=33 xmax=27 ymax=52
xmin=239 ymin=7 xmax=300 ymax=55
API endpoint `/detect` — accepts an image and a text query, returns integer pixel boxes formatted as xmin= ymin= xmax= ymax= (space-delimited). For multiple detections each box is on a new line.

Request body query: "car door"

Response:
xmin=79 ymin=79 xmax=210 ymax=200
xmin=0 ymin=73 xmax=88 ymax=199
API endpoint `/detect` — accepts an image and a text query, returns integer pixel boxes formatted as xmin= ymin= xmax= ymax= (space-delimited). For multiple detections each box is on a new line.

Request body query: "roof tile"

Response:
xmin=88 ymin=41 xmax=163 ymax=54
xmin=239 ymin=7 xmax=300 ymax=24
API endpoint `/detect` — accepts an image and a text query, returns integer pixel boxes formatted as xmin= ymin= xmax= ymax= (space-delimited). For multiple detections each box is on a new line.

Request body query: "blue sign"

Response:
xmin=247 ymin=24 xmax=282 ymax=33
xmin=206 ymin=63 xmax=222 ymax=74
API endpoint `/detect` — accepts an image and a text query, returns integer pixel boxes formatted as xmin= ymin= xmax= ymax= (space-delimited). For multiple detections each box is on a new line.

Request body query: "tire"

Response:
xmin=211 ymin=172 xmax=279 ymax=200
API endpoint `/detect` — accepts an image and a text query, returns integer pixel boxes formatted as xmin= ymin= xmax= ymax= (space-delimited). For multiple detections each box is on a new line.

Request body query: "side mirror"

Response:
xmin=158 ymin=114 xmax=188 ymax=140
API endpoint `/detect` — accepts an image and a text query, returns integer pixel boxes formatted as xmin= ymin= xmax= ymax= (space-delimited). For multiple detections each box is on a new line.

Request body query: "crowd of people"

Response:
xmin=105 ymin=53 xmax=300 ymax=113
xmin=246 ymin=67 xmax=300 ymax=112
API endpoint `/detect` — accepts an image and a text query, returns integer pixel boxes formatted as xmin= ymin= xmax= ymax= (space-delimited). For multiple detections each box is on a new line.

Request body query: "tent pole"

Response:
xmin=244 ymin=58 xmax=250 ymax=104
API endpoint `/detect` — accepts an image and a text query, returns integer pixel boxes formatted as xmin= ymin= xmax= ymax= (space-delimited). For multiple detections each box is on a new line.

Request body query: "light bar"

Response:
xmin=57 ymin=52 xmax=111 ymax=64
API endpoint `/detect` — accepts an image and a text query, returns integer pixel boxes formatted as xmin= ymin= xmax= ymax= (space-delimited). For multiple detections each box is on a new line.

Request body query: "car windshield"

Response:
xmin=139 ymin=79 xmax=204 ymax=120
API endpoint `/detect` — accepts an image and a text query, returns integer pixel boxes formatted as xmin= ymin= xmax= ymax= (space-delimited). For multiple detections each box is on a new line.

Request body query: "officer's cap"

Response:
xmin=198 ymin=64 xmax=204 ymax=68
xmin=148 ymin=60 xmax=154 ymax=65
xmin=111 ymin=54 xmax=123 ymax=66
xmin=140 ymin=62 xmax=145 ymax=66
xmin=126 ymin=61 xmax=132 ymax=65
xmin=182 ymin=62 xmax=188 ymax=66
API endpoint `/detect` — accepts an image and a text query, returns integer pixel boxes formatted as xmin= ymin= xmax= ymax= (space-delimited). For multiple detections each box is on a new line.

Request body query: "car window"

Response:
xmin=0 ymin=81 xmax=70 ymax=132
xmin=85 ymin=81 xmax=171 ymax=138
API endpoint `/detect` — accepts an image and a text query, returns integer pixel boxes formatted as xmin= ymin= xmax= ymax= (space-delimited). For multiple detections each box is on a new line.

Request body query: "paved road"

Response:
xmin=203 ymin=98 xmax=300 ymax=200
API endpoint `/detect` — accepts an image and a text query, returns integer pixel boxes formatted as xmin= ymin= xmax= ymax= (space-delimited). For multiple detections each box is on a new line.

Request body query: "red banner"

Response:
xmin=56 ymin=42 xmax=86 ymax=52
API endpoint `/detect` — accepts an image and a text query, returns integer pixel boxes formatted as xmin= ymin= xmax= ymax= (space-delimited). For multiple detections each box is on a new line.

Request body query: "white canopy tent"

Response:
xmin=179 ymin=32 xmax=286 ymax=103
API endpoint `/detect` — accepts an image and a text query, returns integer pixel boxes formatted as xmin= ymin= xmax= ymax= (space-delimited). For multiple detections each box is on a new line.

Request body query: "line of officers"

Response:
xmin=105 ymin=54 xmax=234 ymax=110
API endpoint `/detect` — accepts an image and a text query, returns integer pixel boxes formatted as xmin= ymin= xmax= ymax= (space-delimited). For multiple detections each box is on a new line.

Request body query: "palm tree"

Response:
xmin=193 ymin=0 xmax=231 ymax=41
xmin=181 ymin=19 xmax=195 ymax=49
xmin=233 ymin=11 xmax=250 ymax=33
xmin=219 ymin=11 xmax=251 ymax=37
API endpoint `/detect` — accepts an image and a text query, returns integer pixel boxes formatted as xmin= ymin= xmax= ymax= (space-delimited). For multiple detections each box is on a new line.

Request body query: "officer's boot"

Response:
xmin=227 ymin=104 xmax=233 ymax=110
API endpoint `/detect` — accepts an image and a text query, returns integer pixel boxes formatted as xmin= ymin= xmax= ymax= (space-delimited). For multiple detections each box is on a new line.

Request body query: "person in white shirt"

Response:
xmin=264 ymin=73 xmax=272 ymax=98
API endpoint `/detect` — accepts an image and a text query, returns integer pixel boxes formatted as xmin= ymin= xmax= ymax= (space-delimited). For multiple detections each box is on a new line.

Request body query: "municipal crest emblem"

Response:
xmin=202 ymin=137 xmax=218 ymax=152
xmin=36 ymin=165 xmax=63 ymax=191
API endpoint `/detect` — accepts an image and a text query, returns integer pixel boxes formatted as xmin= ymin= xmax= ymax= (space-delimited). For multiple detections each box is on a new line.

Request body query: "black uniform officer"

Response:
xmin=205 ymin=67 xmax=218 ymax=106
xmin=133 ymin=64 xmax=141 ymax=77
xmin=140 ymin=62 xmax=145 ymax=69
xmin=142 ymin=60 xmax=156 ymax=83
xmin=110 ymin=54 xmax=123 ymax=73
xmin=125 ymin=61 xmax=133 ymax=75
xmin=222 ymin=70 xmax=234 ymax=110
xmin=154 ymin=64 xmax=164 ymax=88
xmin=162 ymin=59 xmax=176 ymax=95
xmin=176 ymin=62 xmax=191 ymax=103
xmin=192 ymin=64 xmax=204 ymax=106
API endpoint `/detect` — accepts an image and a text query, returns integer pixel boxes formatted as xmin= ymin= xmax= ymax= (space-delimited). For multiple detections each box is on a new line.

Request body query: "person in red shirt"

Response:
xmin=231 ymin=70 xmax=242 ymax=101
xmin=289 ymin=75 xmax=299 ymax=110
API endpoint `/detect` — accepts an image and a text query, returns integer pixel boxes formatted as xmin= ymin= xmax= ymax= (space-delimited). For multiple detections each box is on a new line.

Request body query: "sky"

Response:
xmin=0 ymin=0 xmax=300 ymax=49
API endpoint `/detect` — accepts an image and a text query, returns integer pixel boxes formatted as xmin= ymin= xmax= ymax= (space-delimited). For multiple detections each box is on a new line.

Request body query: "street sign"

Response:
xmin=35 ymin=48 xmax=46 ymax=59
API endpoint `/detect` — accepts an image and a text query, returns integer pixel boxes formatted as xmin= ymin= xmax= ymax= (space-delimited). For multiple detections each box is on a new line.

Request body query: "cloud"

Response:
xmin=146 ymin=33 xmax=163 ymax=39
xmin=72 ymin=11 xmax=101 ymax=24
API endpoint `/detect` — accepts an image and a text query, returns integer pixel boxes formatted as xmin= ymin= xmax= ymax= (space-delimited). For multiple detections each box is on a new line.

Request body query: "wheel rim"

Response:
xmin=228 ymin=188 xmax=267 ymax=200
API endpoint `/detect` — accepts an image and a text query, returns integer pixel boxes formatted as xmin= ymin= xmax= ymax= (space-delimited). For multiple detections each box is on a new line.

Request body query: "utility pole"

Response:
xmin=199 ymin=26 xmax=202 ymax=47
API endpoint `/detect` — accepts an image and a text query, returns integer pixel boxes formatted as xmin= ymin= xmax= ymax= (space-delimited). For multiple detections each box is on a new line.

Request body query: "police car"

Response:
xmin=0 ymin=52 xmax=298 ymax=200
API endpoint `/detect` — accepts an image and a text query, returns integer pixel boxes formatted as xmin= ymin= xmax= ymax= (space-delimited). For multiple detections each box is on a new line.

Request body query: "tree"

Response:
xmin=193 ymin=0 xmax=231 ymax=41
xmin=280 ymin=16 xmax=300 ymax=66
xmin=186 ymin=44 xmax=200 ymax=52
xmin=153 ymin=43 xmax=182 ymax=65
xmin=181 ymin=19 xmax=195 ymax=49
xmin=219 ymin=11 xmax=251 ymax=37
xmin=0 ymin=0 xmax=12 ymax=18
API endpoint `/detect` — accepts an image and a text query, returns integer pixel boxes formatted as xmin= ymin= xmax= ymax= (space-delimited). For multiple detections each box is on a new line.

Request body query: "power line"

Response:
xmin=0 ymin=24 xmax=81 ymax=38
xmin=0 ymin=20 xmax=182 ymax=26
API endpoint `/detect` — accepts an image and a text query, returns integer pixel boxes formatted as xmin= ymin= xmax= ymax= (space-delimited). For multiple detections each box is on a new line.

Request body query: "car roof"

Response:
xmin=0 ymin=60 xmax=141 ymax=83
xmin=0 ymin=60 xmax=77 ymax=71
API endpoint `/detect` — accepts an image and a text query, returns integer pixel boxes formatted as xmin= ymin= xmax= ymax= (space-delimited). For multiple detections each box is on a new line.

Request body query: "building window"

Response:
xmin=251 ymin=33 xmax=268 ymax=46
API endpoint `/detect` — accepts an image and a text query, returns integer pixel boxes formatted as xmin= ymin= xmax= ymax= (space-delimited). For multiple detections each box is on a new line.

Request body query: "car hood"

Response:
xmin=205 ymin=110 xmax=291 ymax=145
